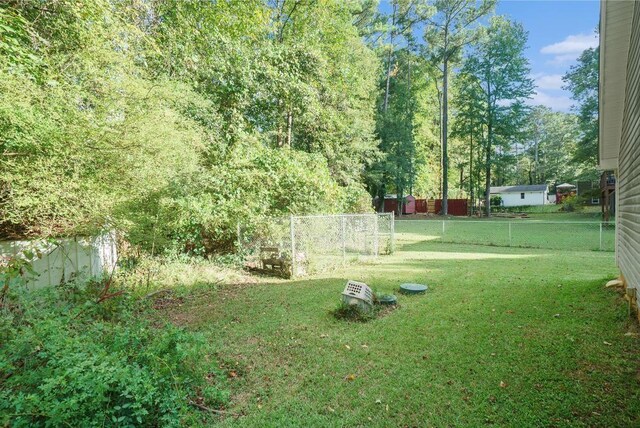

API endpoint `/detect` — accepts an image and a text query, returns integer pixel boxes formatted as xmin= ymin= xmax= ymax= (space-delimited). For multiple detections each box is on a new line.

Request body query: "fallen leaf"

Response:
xmin=499 ymin=381 xmax=507 ymax=388
xmin=361 ymin=344 xmax=368 ymax=349
xmin=375 ymin=399 xmax=382 ymax=404
xmin=553 ymin=314 xmax=560 ymax=318
xmin=345 ymin=345 xmax=351 ymax=350
xmin=345 ymin=374 xmax=356 ymax=381
xmin=327 ymin=406 xmax=335 ymax=413
xmin=228 ymin=371 xmax=238 ymax=378
xmin=603 ymin=341 xmax=612 ymax=346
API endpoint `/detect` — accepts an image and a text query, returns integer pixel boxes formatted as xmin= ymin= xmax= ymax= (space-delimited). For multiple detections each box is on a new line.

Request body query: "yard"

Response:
xmin=162 ymin=219 xmax=640 ymax=427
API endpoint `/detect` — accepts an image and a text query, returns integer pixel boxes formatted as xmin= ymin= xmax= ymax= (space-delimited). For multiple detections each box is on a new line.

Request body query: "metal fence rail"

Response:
xmin=397 ymin=220 xmax=615 ymax=252
xmin=238 ymin=213 xmax=395 ymax=277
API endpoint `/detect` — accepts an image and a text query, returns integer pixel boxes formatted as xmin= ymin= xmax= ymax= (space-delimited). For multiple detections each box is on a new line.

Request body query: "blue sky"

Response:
xmin=378 ymin=0 xmax=600 ymax=112
xmin=497 ymin=0 xmax=599 ymax=111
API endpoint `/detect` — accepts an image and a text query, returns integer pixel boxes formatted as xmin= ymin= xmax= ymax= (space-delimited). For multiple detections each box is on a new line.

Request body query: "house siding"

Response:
xmin=494 ymin=191 xmax=547 ymax=207
xmin=617 ymin=2 xmax=640 ymax=306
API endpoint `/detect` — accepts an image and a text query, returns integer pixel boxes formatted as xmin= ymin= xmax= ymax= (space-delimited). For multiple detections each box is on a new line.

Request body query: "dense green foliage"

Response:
xmin=0 ymin=283 xmax=227 ymax=426
xmin=0 ymin=0 xmax=377 ymax=251
xmin=368 ymin=2 xmax=599 ymax=211
xmin=0 ymin=0 xmax=602 ymax=243
xmin=459 ymin=16 xmax=535 ymax=215
xmin=563 ymin=45 xmax=599 ymax=167
xmin=424 ymin=0 xmax=495 ymax=214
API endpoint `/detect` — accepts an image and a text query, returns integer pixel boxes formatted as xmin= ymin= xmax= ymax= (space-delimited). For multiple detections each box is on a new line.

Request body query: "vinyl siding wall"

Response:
xmin=495 ymin=191 xmax=547 ymax=207
xmin=617 ymin=2 xmax=640 ymax=306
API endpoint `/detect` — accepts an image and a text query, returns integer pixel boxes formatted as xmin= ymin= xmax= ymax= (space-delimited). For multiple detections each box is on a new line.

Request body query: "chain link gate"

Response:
xmin=238 ymin=213 xmax=395 ymax=277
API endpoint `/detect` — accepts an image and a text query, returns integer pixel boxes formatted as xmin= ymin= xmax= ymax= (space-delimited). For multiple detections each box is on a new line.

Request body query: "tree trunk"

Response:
xmin=383 ymin=2 xmax=396 ymax=113
xmin=469 ymin=121 xmax=474 ymax=215
xmin=434 ymin=79 xmax=443 ymax=200
xmin=485 ymin=118 xmax=492 ymax=217
xmin=441 ymin=35 xmax=449 ymax=215
xmin=534 ymin=136 xmax=539 ymax=183
xmin=286 ymin=110 xmax=293 ymax=147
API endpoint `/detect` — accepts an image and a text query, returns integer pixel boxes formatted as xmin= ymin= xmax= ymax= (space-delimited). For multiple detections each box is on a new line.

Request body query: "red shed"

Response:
xmin=381 ymin=194 xmax=416 ymax=215
xmin=404 ymin=195 xmax=416 ymax=214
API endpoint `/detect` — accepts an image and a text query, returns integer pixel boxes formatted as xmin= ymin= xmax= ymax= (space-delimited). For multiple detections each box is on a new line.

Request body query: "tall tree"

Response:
xmin=520 ymin=106 xmax=580 ymax=185
xmin=462 ymin=16 xmax=534 ymax=216
xmin=563 ymin=44 xmax=599 ymax=167
xmin=367 ymin=0 xmax=430 ymax=212
xmin=424 ymin=0 xmax=495 ymax=215
xmin=382 ymin=1 xmax=431 ymax=114
xmin=452 ymin=71 xmax=487 ymax=213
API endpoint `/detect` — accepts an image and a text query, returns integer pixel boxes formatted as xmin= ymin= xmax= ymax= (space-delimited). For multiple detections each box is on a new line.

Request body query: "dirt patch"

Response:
xmin=151 ymin=279 xmax=269 ymax=327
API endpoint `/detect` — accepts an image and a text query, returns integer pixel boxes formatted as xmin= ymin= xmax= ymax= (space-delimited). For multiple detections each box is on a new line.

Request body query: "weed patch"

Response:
xmin=0 ymin=282 xmax=230 ymax=427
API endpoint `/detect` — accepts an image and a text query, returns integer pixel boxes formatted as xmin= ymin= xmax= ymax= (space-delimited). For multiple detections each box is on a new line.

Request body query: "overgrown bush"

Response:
xmin=561 ymin=195 xmax=583 ymax=212
xmin=490 ymin=195 xmax=503 ymax=207
xmin=0 ymin=1 xmax=378 ymax=255
xmin=0 ymin=283 xmax=228 ymax=427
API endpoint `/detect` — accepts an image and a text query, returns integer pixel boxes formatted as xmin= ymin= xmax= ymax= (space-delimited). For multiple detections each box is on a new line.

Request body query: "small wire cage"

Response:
xmin=341 ymin=280 xmax=373 ymax=307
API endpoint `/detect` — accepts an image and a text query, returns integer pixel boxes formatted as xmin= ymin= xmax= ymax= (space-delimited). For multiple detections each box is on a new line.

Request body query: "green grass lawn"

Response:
xmin=397 ymin=218 xmax=615 ymax=252
xmin=163 ymin=221 xmax=640 ymax=427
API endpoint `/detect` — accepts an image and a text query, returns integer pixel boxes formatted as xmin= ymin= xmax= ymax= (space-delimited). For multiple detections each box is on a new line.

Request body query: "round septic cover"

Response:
xmin=378 ymin=294 xmax=397 ymax=305
xmin=399 ymin=283 xmax=428 ymax=295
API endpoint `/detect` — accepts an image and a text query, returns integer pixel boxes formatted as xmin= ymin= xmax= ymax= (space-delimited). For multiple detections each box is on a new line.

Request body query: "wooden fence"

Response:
xmin=414 ymin=199 xmax=469 ymax=216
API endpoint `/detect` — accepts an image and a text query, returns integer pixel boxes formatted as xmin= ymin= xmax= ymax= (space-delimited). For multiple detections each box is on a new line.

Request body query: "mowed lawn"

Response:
xmin=166 ymin=220 xmax=640 ymax=427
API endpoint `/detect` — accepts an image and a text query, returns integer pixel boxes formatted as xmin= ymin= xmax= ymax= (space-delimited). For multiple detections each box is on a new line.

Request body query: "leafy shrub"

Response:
xmin=561 ymin=195 xmax=583 ymax=212
xmin=0 ymin=284 xmax=228 ymax=427
xmin=0 ymin=1 xmax=378 ymax=255
xmin=490 ymin=195 xmax=503 ymax=207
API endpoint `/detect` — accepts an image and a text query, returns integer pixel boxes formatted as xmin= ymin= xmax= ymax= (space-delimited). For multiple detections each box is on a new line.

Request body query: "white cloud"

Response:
xmin=541 ymin=33 xmax=599 ymax=55
xmin=540 ymin=33 xmax=599 ymax=65
xmin=527 ymin=90 xmax=574 ymax=112
xmin=532 ymin=73 xmax=565 ymax=90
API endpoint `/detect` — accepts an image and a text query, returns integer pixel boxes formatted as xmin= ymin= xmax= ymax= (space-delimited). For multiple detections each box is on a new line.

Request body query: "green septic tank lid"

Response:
xmin=399 ymin=283 xmax=428 ymax=295
xmin=378 ymin=294 xmax=397 ymax=305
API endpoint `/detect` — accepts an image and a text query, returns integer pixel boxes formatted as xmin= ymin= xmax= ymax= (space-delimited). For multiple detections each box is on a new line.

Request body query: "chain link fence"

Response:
xmin=238 ymin=213 xmax=394 ymax=277
xmin=397 ymin=220 xmax=615 ymax=252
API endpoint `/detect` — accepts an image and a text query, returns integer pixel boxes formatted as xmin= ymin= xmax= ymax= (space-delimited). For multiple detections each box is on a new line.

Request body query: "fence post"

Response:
xmin=341 ymin=215 xmax=346 ymax=265
xmin=390 ymin=212 xmax=395 ymax=254
xmin=290 ymin=216 xmax=296 ymax=278
xmin=599 ymin=222 xmax=603 ymax=251
xmin=374 ymin=214 xmax=379 ymax=257
xmin=509 ymin=222 xmax=512 ymax=247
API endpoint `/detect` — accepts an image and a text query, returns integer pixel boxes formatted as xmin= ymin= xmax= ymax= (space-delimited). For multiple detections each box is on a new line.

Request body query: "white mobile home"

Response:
xmin=599 ymin=0 xmax=640 ymax=313
xmin=489 ymin=185 xmax=548 ymax=207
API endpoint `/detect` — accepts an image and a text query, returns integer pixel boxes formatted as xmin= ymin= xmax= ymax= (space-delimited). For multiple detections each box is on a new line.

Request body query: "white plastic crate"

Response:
xmin=341 ymin=280 xmax=373 ymax=306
